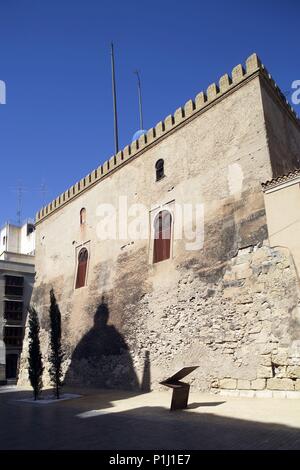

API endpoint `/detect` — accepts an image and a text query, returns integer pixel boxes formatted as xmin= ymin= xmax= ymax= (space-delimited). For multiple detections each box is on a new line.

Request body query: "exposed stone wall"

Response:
xmin=19 ymin=242 xmax=300 ymax=393
xmin=125 ymin=244 xmax=300 ymax=393
xmin=214 ymin=245 xmax=300 ymax=396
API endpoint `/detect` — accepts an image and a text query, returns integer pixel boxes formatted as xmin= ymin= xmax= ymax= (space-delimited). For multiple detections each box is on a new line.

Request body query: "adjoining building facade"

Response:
xmin=18 ymin=53 xmax=300 ymax=396
xmin=263 ymin=169 xmax=300 ymax=277
xmin=0 ymin=222 xmax=35 ymax=383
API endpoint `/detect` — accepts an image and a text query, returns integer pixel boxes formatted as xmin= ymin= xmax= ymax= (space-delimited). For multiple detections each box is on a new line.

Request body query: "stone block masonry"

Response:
xmin=212 ymin=245 xmax=300 ymax=395
xmin=18 ymin=243 xmax=300 ymax=393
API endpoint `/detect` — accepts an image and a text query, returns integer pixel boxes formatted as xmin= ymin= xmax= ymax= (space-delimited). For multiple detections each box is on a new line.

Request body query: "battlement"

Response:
xmin=35 ymin=53 xmax=300 ymax=224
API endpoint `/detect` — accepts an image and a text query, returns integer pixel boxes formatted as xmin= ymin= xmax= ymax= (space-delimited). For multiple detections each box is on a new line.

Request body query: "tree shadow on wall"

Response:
xmin=64 ymin=297 xmax=150 ymax=391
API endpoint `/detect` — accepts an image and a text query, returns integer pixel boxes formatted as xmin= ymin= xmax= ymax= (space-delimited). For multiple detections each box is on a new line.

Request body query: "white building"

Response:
xmin=0 ymin=222 xmax=35 ymax=383
xmin=0 ymin=221 xmax=35 ymax=260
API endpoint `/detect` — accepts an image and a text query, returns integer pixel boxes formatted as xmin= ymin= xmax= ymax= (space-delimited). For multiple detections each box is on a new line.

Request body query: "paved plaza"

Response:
xmin=0 ymin=385 xmax=300 ymax=450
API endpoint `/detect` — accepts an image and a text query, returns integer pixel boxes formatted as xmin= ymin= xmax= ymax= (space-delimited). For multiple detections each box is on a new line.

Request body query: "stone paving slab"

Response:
xmin=1 ymin=386 xmax=300 ymax=449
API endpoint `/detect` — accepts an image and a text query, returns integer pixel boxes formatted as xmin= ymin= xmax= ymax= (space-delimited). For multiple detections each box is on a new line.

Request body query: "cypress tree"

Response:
xmin=48 ymin=289 xmax=64 ymax=399
xmin=28 ymin=306 xmax=43 ymax=400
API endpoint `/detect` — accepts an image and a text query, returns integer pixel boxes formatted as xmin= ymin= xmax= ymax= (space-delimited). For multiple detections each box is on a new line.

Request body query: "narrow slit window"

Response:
xmin=80 ymin=208 xmax=86 ymax=225
xmin=153 ymin=210 xmax=172 ymax=263
xmin=155 ymin=159 xmax=164 ymax=181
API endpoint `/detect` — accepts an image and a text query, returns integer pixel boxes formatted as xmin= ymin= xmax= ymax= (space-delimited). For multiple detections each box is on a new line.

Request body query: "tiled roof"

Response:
xmin=262 ymin=168 xmax=300 ymax=191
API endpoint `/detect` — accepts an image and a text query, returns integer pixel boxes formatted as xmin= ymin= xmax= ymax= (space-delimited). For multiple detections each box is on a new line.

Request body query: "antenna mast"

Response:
xmin=9 ymin=182 xmax=28 ymax=225
xmin=110 ymin=42 xmax=119 ymax=154
xmin=134 ymin=70 xmax=144 ymax=130
xmin=15 ymin=182 xmax=26 ymax=225
xmin=40 ymin=180 xmax=47 ymax=206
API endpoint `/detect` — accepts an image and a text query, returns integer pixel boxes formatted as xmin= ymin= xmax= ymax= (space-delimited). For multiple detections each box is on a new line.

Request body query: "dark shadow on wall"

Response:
xmin=64 ymin=297 xmax=149 ymax=391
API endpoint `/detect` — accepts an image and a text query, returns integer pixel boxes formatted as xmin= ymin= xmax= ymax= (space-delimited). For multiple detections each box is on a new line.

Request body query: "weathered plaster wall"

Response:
xmin=18 ymin=73 xmax=300 ymax=393
xmin=261 ymin=77 xmax=300 ymax=177
xmin=264 ymin=180 xmax=300 ymax=277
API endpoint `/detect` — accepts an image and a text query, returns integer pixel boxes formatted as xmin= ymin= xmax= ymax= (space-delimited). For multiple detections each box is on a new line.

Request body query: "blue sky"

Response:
xmin=0 ymin=0 xmax=299 ymax=227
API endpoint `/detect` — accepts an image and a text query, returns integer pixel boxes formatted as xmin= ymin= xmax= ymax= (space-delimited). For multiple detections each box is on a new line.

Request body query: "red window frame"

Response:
xmin=75 ymin=247 xmax=88 ymax=289
xmin=153 ymin=210 xmax=172 ymax=263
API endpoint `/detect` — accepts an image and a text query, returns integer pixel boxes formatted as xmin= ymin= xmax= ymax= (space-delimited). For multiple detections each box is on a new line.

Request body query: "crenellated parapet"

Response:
xmin=35 ymin=53 xmax=300 ymax=224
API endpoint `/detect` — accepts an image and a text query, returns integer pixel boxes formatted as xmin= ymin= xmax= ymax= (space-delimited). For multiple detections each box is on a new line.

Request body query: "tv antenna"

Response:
xmin=10 ymin=182 xmax=27 ymax=225
xmin=40 ymin=180 xmax=48 ymax=206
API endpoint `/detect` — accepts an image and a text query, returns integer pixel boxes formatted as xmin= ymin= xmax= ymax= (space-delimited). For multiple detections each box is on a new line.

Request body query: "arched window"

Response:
xmin=153 ymin=210 xmax=172 ymax=263
xmin=75 ymin=248 xmax=88 ymax=289
xmin=80 ymin=208 xmax=86 ymax=225
xmin=155 ymin=159 xmax=164 ymax=181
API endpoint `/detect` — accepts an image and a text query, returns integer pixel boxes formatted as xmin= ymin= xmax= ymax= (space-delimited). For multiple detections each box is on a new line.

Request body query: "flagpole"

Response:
xmin=134 ymin=70 xmax=144 ymax=130
xmin=111 ymin=42 xmax=119 ymax=154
